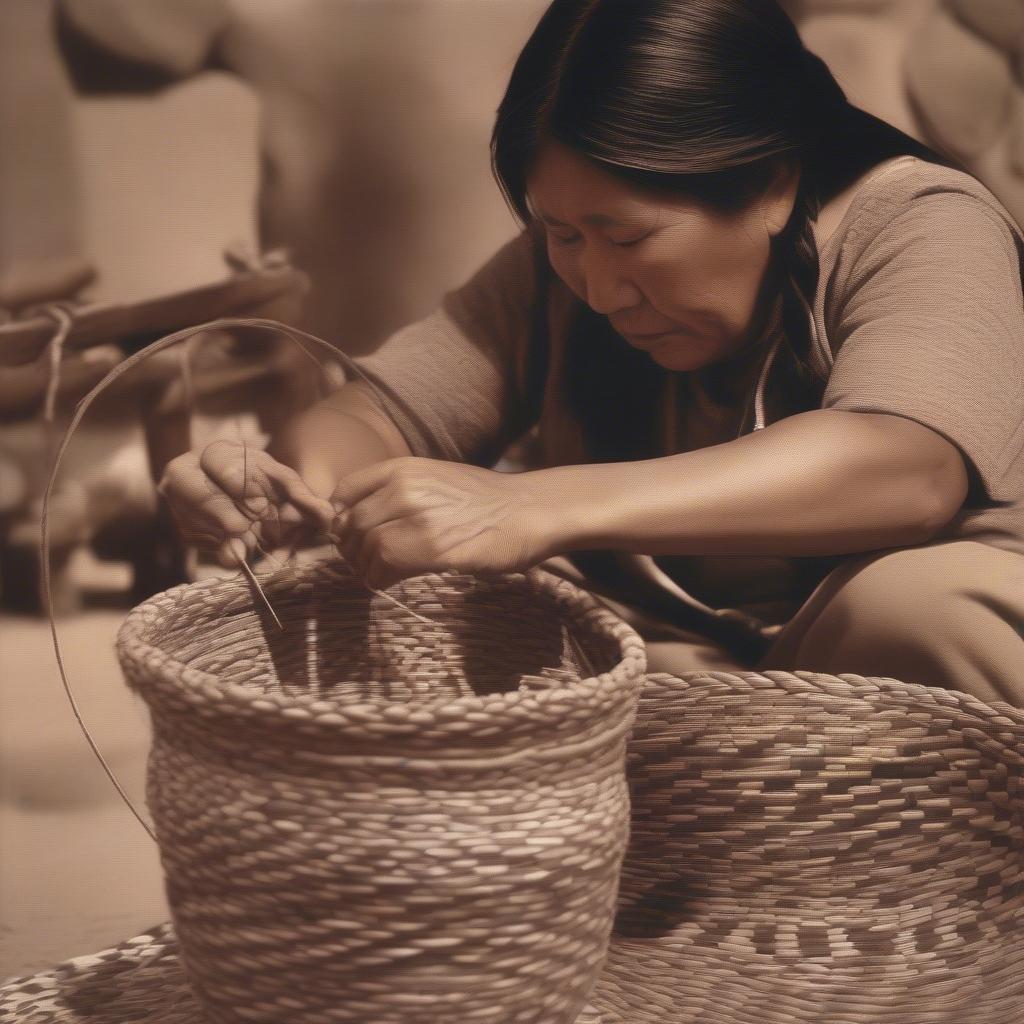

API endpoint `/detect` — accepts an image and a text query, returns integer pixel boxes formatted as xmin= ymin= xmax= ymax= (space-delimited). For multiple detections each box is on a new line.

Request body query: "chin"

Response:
xmin=647 ymin=345 xmax=708 ymax=372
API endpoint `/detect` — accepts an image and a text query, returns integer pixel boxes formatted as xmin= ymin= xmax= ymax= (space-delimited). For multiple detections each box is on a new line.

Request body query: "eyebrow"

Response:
xmin=532 ymin=207 xmax=626 ymax=229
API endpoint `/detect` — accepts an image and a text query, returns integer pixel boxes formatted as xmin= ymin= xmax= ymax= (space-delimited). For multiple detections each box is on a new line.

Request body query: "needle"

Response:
xmin=239 ymin=556 xmax=284 ymax=631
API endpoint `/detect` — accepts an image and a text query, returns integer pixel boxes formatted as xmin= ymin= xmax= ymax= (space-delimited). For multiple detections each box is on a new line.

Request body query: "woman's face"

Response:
xmin=525 ymin=139 xmax=799 ymax=373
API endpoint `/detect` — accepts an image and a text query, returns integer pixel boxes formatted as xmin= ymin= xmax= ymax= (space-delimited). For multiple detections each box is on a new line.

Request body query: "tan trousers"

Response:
xmin=542 ymin=540 xmax=1024 ymax=708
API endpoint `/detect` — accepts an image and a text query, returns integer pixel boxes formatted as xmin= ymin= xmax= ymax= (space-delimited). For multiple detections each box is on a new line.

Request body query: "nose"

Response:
xmin=578 ymin=248 xmax=642 ymax=315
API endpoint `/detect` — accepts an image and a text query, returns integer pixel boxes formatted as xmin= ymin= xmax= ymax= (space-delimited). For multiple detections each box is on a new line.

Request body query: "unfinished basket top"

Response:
xmin=115 ymin=560 xmax=648 ymax=757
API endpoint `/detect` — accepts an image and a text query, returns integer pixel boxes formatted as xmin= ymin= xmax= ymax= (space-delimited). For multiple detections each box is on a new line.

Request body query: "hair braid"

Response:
xmin=764 ymin=179 xmax=829 ymax=420
xmin=491 ymin=1 xmax=965 ymax=450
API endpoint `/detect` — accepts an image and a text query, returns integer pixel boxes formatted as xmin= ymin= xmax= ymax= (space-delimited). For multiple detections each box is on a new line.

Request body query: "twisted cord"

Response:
xmin=40 ymin=304 xmax=74 ymax=468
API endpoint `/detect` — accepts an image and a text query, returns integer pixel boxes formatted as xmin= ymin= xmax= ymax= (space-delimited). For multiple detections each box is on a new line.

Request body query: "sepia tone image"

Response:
xmin=1 ymin=0 xmax=1023 ymax=1020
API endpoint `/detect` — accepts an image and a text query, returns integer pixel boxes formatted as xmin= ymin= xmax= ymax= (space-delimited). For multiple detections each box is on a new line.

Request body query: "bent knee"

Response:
xmin=765 ymin=542 xmax=1024 ymax=701
xmin=803 ymin=544 xmax=975 ymax=643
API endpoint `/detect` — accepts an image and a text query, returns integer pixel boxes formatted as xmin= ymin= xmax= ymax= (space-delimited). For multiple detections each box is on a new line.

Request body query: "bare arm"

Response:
xmin=159 ymin=222 xmax=543 ymax=569
xmin=266 ymin=380 xmax=414 ymax=499
xmin=531 ymin=409 xmax=969 ymax=558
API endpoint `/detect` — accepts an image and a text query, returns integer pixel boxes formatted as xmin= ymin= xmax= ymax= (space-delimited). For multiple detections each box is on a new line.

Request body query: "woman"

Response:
xmin=161 ymin=0 xmax=1024 ymax=706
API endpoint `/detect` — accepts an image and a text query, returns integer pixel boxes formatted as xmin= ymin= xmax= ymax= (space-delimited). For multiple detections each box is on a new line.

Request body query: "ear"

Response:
xmin=761 ymin=158 xmax=801 ymax=237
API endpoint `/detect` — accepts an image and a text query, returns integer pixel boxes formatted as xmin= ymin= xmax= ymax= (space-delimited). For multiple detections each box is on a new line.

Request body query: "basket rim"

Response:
xmin=115 ymin=560 xmax=648 ymax=721
xmin=644 ymin=669 xmax=1024 ymax=725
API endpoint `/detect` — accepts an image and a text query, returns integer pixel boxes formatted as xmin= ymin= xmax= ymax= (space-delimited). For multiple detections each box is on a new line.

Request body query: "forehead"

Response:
xmin=525 ymin=139 xmax=669 ymax=220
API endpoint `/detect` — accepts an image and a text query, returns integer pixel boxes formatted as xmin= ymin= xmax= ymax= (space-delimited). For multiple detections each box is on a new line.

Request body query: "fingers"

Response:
xmin=329 ymin=459 xmax=449 ymax=585
xmin=161 ymin=448 xmax=433 ymax=582
xmin=160 ymin=448 xmax=259 ymax=544
xmin=331 ymin=457 xmax=416 ymax=512
xmin=327 ymin=501 xmax=375 ymax=579
xmin=260 ymin=459 xmax=335 ymax=529
xmin=258 ymin=501 xmax=310 ymax=550
xmin=217 ymin=536 xmax=251 ymax=570
xmin=328 ymin=498 xmax=404 ymax=583
xmin=331 ymin=490 xmax=408 ymax=540
xmin=337 ymin=520 xmax=387 ymax=589
xmin=201 ymin=442 xmax=334 ymax=533
xmin=328 ymin=458 xmax=423 ymax=547
xmin=160 ymin=441 xmax=329 ymax=567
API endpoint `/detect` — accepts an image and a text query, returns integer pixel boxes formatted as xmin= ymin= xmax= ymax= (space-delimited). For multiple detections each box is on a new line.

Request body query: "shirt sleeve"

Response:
xmin=345 ymin=225 xmax=543 ymax=468
xmin=821 ymin=192 xmax=1024 ymax=504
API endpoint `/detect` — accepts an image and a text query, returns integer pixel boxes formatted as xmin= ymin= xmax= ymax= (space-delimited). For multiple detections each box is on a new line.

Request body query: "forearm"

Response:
xmin=535 ymin=410 xmax=961 ymax=558
xmin=266 ymin=381 xmax=413 ymax=499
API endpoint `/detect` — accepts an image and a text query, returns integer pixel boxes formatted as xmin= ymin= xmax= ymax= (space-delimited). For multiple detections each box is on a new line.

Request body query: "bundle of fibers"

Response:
xmin=108 ymin=559 xmax=643 ymax=1023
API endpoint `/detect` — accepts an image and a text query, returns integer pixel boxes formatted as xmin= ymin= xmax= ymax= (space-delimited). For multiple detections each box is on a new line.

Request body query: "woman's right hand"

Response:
xmin=158 ymin=440 xmax=336 ymax=568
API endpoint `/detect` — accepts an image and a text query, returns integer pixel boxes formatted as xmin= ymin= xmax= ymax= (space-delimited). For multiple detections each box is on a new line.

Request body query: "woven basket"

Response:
xmin=4 ymin=669 xmax=1024 ymax=1022
xmin=111 ymin=559 xmax=646 ymax=1024
xmin=585 ymin=669 xmax=1024 ymax=1024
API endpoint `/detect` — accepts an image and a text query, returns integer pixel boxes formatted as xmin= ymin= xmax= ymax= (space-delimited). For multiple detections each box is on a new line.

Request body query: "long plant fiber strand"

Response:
xmin=38 ymin=316 xmax=484 ymax=843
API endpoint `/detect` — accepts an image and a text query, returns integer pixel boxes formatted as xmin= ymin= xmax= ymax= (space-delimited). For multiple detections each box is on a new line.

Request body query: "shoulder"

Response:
xmin=837 ymin=157 xmax=1021 ymax=253
xmin=824 ymin=157 xmax=1023 ymax=302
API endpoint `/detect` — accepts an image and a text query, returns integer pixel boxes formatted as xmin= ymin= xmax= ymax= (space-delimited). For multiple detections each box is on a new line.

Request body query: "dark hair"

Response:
xmin=491 ymin=0 xmax=960 ymax=462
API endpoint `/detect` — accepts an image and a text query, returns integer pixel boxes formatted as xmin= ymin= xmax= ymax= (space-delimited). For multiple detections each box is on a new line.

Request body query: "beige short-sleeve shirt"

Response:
xmin=350 ymin=156 xmax=1024 ymax=623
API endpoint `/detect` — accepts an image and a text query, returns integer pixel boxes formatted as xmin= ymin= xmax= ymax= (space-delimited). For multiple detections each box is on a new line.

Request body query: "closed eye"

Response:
xmin=548 ymin=230 xmax=650 ymax=248
xmin=612 ymin=232 xmax=652 ymax=248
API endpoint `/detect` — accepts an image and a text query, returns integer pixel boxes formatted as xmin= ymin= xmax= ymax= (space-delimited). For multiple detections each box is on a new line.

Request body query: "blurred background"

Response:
xmin=3 ymin=0 xmax=1022 ymax=980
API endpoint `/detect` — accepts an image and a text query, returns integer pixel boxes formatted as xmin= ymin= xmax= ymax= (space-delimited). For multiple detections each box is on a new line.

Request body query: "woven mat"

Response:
xmin=4 ymin=668 xmax=1024 ymax=1023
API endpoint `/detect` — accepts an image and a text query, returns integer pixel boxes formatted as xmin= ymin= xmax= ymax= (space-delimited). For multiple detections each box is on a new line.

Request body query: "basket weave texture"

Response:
xmin=583 ymin=668 xmax=1024 ymax=1024
xmin=112 ymin=561 xmax=646 ymax=1024
xmin=4 ymin=598 xmax=1024 ymax=1022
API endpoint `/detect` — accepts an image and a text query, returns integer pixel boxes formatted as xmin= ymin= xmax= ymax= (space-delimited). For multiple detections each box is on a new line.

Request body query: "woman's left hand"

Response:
xmin=328 ymin=457 xmax=561 ymax=590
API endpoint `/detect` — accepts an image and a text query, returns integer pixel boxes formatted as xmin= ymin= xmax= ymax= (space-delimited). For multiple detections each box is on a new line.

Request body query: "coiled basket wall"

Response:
xmin=4 ymin=569 xmax=1024 ymax=1023
xmin=112 ymin=560 xmax=647 ymax=1024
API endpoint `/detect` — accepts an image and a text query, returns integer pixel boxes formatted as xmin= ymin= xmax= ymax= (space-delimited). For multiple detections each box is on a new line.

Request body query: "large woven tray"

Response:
xmin=4 ymin=668 xmax=1024 ymax=1023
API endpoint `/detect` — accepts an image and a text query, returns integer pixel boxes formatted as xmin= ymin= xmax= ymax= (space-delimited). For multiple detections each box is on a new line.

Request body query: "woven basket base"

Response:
xmin=9 ymin=660 xmax=1024 ymax=1023
xmin=0 ymin=923 xmax=603 ymax=1023
xmin=7 ymin=905 xmax=1024 ymax=1024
